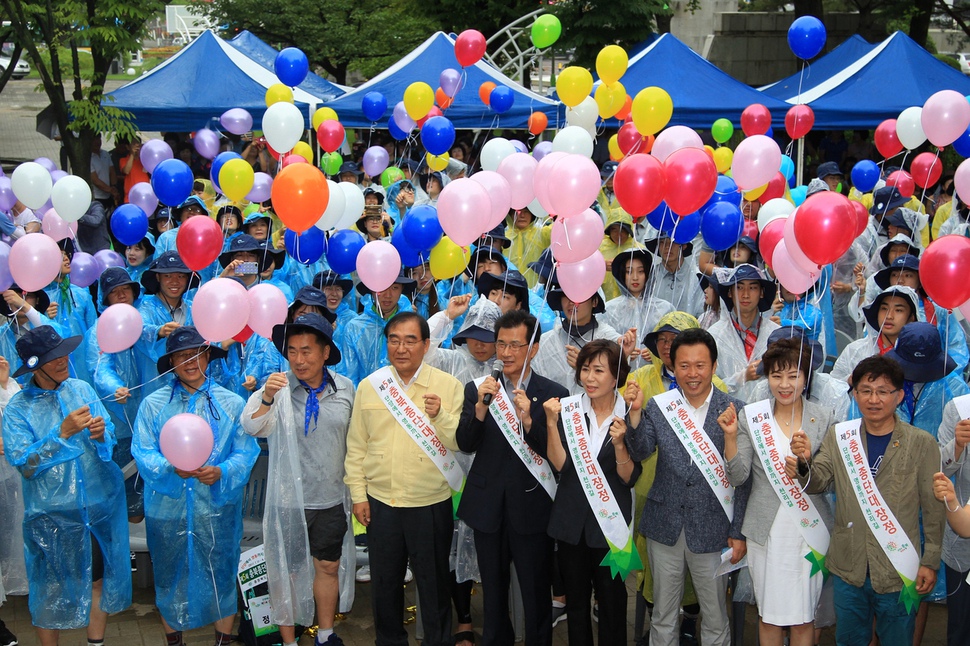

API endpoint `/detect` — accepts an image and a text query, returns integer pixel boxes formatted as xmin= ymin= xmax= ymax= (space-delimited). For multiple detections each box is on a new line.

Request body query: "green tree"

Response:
xmin=402 ymin=0 xmax=539 ymax=36
xmin=0 ymin=21 xmax=24 ymax=94
xmin=549 ymin=0 xmax=671 ymax=69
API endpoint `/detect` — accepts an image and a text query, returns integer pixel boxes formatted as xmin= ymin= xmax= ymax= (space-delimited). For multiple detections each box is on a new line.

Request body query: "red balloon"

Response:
xmin=266 ymin=144 xmax=282 ymax=162
xmin=850 ymin=200 xmax=869 ymax=238
xmin=792 ymin=191 xmax=855 ymax=266
xmin=886 ymin=170 xmax=915 ymax=198
xmin=613 ymin=154 xmax=667 ymax=217
xmin=417 ymin=106 xmax=443 ymax=128
xmin=921 ymin=235 xmax=970 ymax=308
xmin=233 ymin=325 xmax=254 ymax=343
xmin=759 ymin=219 xmax=785 ymax=270
xmin=663 ymin=148 xmax=718 ymax=216
xmin=617 ymin=122 xmax=651 ymax=156
xmin=911 ymin=152 xmax=943 ymax=189
xmin=176 ymin=215 xmax=223 ymax=271
xmin=874 ymin=119 xmax=903 ymax=158
xmin=740 ymin=104 xmax=771 ymax=137
xmin=785 ymin=104 xmax=814 ymax=140
xmin=743 ymin=219 xmax=759 ymax=241
xmin=759 ymin=172 xmax=788 ymax=204
xmin=316 ymin=120 xmax=345 ymax=154
xmin=455 ymin=30 xmax=487 ymax=67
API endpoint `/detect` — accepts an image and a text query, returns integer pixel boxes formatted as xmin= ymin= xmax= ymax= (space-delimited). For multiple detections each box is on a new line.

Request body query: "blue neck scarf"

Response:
xmin=663 ymin=366 xmax=678 ymax=391
xmin=300 ymin=373 xmax=329 ymax=436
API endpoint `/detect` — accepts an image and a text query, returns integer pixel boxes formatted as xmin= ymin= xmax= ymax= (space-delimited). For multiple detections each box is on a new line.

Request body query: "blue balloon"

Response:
xmin=953 ymin=125 xmax=970 ymax=157
xmin=151 ymin=159 xmax=194 ymax=207
xmin=790 ymin=185 xmax=808 ymax=206
xmin=401 ymin=204 xmax=443 ymax=251
xmin=489 ymin=86 xmax=515 ymax=114
xmin=388 ymin=117 xmax=408 ymax=141
xmin=275 ymin=47 xmax=309 ymax=87
xmin=788 ymin=16 xmax=826 ymax=60
xmin=703 ymin=175 xmax=741 ymax=212
xmin=361 ymin=91 xmax=388 ymax=122
xmin=765 ymin=126 xmax=774 ymax=139
xmin=851 ymin=160 xmax=880 ymax=193
xmin=284 ymin=227 xmax=325 ymax=265
xmin=391 ymin=226 xmax=424 ymax=268
xmin=420 ymin=116 xmax=456 ymax=157
xmin=780 ymin=155 xmax=795 ymax=180
xmin=110 ymin=204 xmax=149 ymax=246
xmin=646 ymin=202 xmax=672 ymax=232
xmin=325 ymin=229 xmax=366 ymax=274
xmin=210 ymin=151 xmax=243 ymax=194
xmin=700 ymin=201 xmax=743 ymax=251
xmin=672 ymin=211 xmax=701 ymax=244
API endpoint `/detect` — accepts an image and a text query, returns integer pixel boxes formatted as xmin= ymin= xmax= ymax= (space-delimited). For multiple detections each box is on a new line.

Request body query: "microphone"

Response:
xmin=483 ymin=360 xmax=505 ymax=406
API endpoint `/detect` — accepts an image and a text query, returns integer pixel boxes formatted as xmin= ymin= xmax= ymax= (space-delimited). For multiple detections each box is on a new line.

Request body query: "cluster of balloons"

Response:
xmin=191 ymin=278 xmax=288 ymax=343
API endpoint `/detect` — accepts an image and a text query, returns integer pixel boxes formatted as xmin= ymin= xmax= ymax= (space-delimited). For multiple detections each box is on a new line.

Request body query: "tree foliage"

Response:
xmin=402 ymin=0 xmax=540 ymax=36
xmin=549 ymin=0 xmax=671 ymax=69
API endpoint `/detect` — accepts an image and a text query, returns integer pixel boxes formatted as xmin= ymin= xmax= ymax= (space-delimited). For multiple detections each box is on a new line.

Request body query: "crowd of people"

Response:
xmin=0 ymin=127 xmax=969 ymax=646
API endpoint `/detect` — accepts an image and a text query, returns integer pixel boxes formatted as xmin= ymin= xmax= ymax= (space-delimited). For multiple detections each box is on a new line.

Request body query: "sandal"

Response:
xmin=454 ymin=630 xmax=475 ymax=645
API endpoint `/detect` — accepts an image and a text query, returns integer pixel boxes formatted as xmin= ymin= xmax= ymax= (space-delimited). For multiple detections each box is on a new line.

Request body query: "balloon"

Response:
xmin=650 ymin=125 xmax=704 ymax=163
xmin=437 ymin=178 xmax=491 ymax=245
xmin=850 ymin=200 xmax=869 ymax=238
xmin=439 ymin=68 xmax=462 ymax=98
xmin=911 ymin=152 xmax=943 ymax=188
xmin=246 ymin=172 xmax=273 ymax=203
xmin=663 ymin=148 xmax=718 ymax=216
xmin=392 ymin=101 xmax=417 ymax=132
xmin=41 ymin=208 xmax=77 ymax=242
xmin=284 ymin=227 xmax=325 ymax=265
xmin=758 ymin=173 xmax=788 ymax=204
xmin=33 ymin=158 xmax=56 ymax=173
xmin=127 ymin=182 xmax=158 ymax=217
xmin=94 ymin=249 xmax=125 ymax=270
xmin=896 ymin=107 xmax=926 ymax=150
xmin=711 ymin=118 xmax=734 ymax=144
xmin=703 ymin=175 xmax=741 ymax=213
xmin=381 ymin=167 xmax=405 ymax=188
xmin=175 ymin=216 xmax=222 ymax=272
xmin=9 ymin=233 xmax=61 ymax=291
xmin=110 ymin=204 xmax=148 ymax=246
xmin=220 ymin=108 xmax=252 ymax=136
xmin=272 ymin=163 xmax=329 ymax=233
xmin=478 ymin=82 xmax=496 ymax=106
xmin=792 ymin=191 xmax=855 ymax=265
xmin=402 ymin=204 xmax=444 ymax=251
xmin=785 ymin=104 xmax=814 ymax=140
xmin=787 ymin=16 xmax=826 ymax=60
xmin=557 ymin=250 xmax=607 ymax=304
xmin=160 ymin=413 xmax=214 ymax=471
xmin=550 ymin=209 xmax=603 ymax=263
xmin=361 ymin=92 xmax=388 ymax=122
xmin=470 ymin=170 xmax=513 ymax=229
xmin=631 ymin=87 xmax=673 ymax=136
xmin=713 ymin=147 xmax=733 ymax=174
xmin=887 ymin=170 xmax=915 ymax=198
xmin=404 ymin=82 xmax=434 ymax=120
xmin=496 ymin=153 xmax=538 ymax=210
xmin=922 ymin=89 xmax=970 ymax=147
xmin=778 ymin=155 xmax=794 ymax=181
xmin=608 ymin=135 xmax=622 ymax=161
xmin=740 ymin=104 xmax=771 ymax=137
xmin=700 ymin=201 xmax=743 ymax=251
xmin=421 ymin=116 xmax=456 ymax=156
xmin=320 ymin=152 xmax=343 ymax=176
xmin=617 ymin=124 xmax=653 ymax=157
xmin=218 ymin=158 xmax=255 ymax=202
xmin=138 ymin=139 xmax=172 ymax=174
xmin=851 ymin=160 xmax=880 ymax=193
xmin=325 ymin=229 xmax=366 ymax=274
xmin=455 ymin=29 xmax=486 ymax=67
xmin=429 ymin=236 xmax=470 ymax=280
xmin=49 ymin=175 xmax=92 ymax=223
xmin=533 ymin=151 xmax=569 ymax=215
xmin=759 ymin=218 xmax=785 ymax=268
xmin=362 ymin=146 xmax=390 ymax=178
xmin=874 ymin=119 xmax=903 ymax=158
xmin=594 ymin=82 xmax=626 ymax=119
xmin=528 ymin=112 xmax=548 ymax=135
xmin=489 ymin=86 xmax=514 ymax=114
xmin=481 ymin=137 xmax=516 ymax=171
xmin=315 ymin=179 xmax=346 ymax=231
xmin=426 ymin=152 xmax=450 ymax=172
xmin=782 ymin=209 xmax=820 ymax=273
xmin=435 ymin=88 xmax=455 ymax=110
xmin=918 ymin=235 xmax=970 ymax=308
xmin=731 ymin=134 xmax=781 ymax=190
xmin=0 ymin=241 xmax=12 ymax=291
xmin=11 ymin=162 xmax=52 ymax=210
xmin=0 ymin=178 xmax=15 ymax=211
xmin=245 ymin=283 xmax=287 ymax=339
xmin=551 ymin=126 xmax=594 ymax=158
xmin=316 ymin=120 xmax=345 ymax=154
xmin=294 ymin=141 xmax=316 ymax=164
xmin=557 ymin=66 xmax=594 ymax=108
xmin=265 ymin=83 xmax=294 ymax=107
xmin=391 ymin=225 xmax=424 ymax=268
xmin=956 ymin=158 xmax=970 ymax=204
xmin=282 ymin=155 xmax=305 ymax=169
xmin=356 ymin=240 xmax=401 ymax=293
xmin=193 ymin=278 xmax=251 ymax=342
xmin=533 ymin=141 xmax=553 ymax=162
xmin=773 ymin=241 xmax=820 ymax=293
xmin=210 ymin=151 xmax=242 ymax=195
xmin=790 ymin=185 xmax=807 ymax=207
xmin=150 ymin=159 xmax=194 ymax=207
xmin=596 ymin=45 xmax=628 ymax=85
xmin=97 ymin=303 xmax=143 ymax=353
xmin=548 ymin=155 xmax=601 ymax=219
xmin=531 ymin=14 xmax=562 ymax=49
xmin=616 ymin=94 xmax=633 ymax=121
xmin=262 ymin=101 xmax=305 ymax=153
xmin=275 ymin=47 xmax=309 ymax=87
xmin=67 ymin=252 xmax=100 ymax=288
xmin=311 ymin=107 xmax=338 ymax=130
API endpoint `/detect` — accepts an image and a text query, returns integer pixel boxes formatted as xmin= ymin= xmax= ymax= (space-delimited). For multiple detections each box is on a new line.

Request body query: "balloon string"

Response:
xmin=80 ymin=345 xmax=209 ymax=408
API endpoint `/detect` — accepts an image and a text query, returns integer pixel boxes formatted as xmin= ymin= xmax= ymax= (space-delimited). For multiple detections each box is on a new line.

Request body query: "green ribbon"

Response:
xmin=804 ymin=548 xmax=829 ymax=580
xmin=601 ymin=532 xmax=644 ymax=580
xmin=451 ymin=477 xmax=466 ymax=520
xmin=897 ymin=574 xmax=921 ymax=614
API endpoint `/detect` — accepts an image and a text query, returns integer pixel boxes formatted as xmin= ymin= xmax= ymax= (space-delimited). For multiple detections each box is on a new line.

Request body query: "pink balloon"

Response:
xmin=496 ymin=153 xmax=538 ymax=210
xmin=732 ymin=134 xmax=782 ymax=190
xmin=356 ymin=240 xmax=402 ymax=293
xmin=533 ymin=151 xmax=569 ymax=215
xmin=469 ymin=171 xmax=512 ymax=230
xmin=246 ymin=172 xmax=273 ymax=203
xmin=650 ymin=125 xmax=704 ymax=163
xmin=557 ymin=250 xmax=607 ymax=304
xmin=782 ymin=209 xmax=820 ymax=273
xmin=41 ymin=208 xmax=77 ymax=241
xmin=247 ymin=283 xmax=288 ymax=338
xmin=191 ymin=278 xmax=251 ymax=342
xmin=955 ymin=158 xmax=970 ymax=205
xmin=922 ymin=89 xmax=970 ymax=148
xmin=437 ymin=178 xmax=492 ymax=245
xmin=282 ymin=154 xmax=307 ymax=167
xmin=772 ymin=240 xmax=819 ymax=294
xmin=128 ymin=182 xmax=158 ymax=216
xmin=548 ymin=154 xmax=601 ymax=218
xmin=9 ymin=234 xmax=61 ymax=291
xmin=550 ymin=209 xmax=603 ymax=263
xmin=159 ymin=413 xmax=215 ymax=471
xmin=97 ymin=303 xmax=144 ymax=353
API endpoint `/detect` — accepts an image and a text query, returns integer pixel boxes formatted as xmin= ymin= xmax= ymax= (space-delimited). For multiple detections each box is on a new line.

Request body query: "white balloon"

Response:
xmin=480 ymin=138 xmax=516 ymax=172
xmin=11 ymin=162 xmax=53 ymax=210
xmin=565 ymin=96 xmax=598 ymax=130
xmin=757 ymin=198 xmax=795 ymax=232
xmin=552 ymin=126 xmax=594 ymax=158
xmin=50 ymin=175 xmax=92 ymax=223
xmin=334 ymin=183 xmax=365 ymax=230
xmin=261 ymin=102 xmax=305 ymax=154
xmin=315 ymin=179 xmax=347 ymax=230
xmin=896 ymin=106 xmax=926 ymax=151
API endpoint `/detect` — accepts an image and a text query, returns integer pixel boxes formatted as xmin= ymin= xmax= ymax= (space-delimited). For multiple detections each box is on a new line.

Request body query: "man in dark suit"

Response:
xmin=626 ymin=328 xmax=751 ymax=646
xmin=457 ymin=309 xmax=569 ymax=646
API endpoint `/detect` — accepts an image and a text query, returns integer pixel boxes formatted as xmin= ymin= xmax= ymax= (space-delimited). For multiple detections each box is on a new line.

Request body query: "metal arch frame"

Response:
xmin=484 ymin=8 xmax=546 ymax=87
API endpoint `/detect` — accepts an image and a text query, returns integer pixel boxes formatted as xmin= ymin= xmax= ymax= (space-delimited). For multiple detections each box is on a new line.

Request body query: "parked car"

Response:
xmin=0 ymin=43 xmax=29 ymax=79
xmin=959 ymin=53 xmax=970 ymax=76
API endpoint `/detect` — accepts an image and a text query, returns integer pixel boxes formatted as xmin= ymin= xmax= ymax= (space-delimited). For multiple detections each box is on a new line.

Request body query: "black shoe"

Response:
xmin=0 ymin=619 xmax=17 ymax=646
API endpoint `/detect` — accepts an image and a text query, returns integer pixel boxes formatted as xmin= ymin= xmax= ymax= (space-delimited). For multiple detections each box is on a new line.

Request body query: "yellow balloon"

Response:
xmin=404 ymin=81 xmax=434 ymax=121
xmin=594 ymin=81 xmax=626 ymax=119
xmin=631 ymin=86 xmax=673 ymax=136
xmin=218 ymin=158 xmax=255 ymax=202
xmin=743 ymin=183 xmax=767 ymax=201
xmin=312 ymin=107 xmax=338 ymax=130
xmin=293 ymin=141 xmax=314 ymax=165
xmin=265 ymin=83 xmax=294 ymax=107
xmin=713 ymin=146 xmax=733 ymax=174
xmin=596 ymin=45 xmax=628 ymax=85
xmin=429 ymin=236 xmax=470 ymax=280
xmin=608 ymin=134 xmax=622 ymax=161
xmin=556 ymin=66 xmax=594 ymax=108
xmin=426 ymin=151 xmax=450 ymax=172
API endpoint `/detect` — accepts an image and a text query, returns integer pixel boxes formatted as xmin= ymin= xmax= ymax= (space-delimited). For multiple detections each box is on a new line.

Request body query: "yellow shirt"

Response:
xmin=506 ymin=219 xmax=551 ymax=288
xmin=344 ymin=364 xmax=464 ymax=508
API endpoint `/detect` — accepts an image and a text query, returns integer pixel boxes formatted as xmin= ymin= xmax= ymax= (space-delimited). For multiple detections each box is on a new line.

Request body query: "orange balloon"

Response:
xmin=641 ymin=134 xmax=655 ymax=153
xmin=528 ymin=112 xmax=548 ymax=135
xmin=435 ymin=87 xmax=454 ymax=110
xmin=615 ymin=95 xmax=633 ymax=121
xmin=479 ymin=82 xmax=496 ymax=105
xmin=270 ymin=164 xmax=329 ymax=234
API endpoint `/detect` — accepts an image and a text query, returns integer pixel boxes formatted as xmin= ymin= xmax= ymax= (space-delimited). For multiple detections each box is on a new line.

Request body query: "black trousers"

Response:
xmin=474 ymin=522 xmax=553 ymax=646
xmin=558 ymin=537 xmax=627 ymax=646
xmin=946 ymin=562 xmax=970 ymax=646
xmin=367 ymin=496 xmax=453 ymax=646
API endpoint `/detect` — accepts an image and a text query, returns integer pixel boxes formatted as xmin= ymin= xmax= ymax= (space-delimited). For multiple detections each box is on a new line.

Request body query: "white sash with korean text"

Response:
xmin=743 ymin=399 xmax=830 ymax=565
xmin=654 ymin=389 xmax=734 ymax=521
xmin=472 ymin=376 xmax=557 ymax=498
xmin=559 ymin=394 xmax=631 ymax=550
xmin=367 ymin=367 xmax=463 ymax=491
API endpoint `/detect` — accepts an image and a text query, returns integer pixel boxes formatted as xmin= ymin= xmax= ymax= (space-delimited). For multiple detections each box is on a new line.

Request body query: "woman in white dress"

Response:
xmin=720 ymin=338 xmax=835 ymax=646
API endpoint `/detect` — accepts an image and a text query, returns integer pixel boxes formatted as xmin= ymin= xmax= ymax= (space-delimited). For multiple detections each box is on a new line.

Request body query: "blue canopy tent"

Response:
xmin=227 ymin=30 xmax=350 ymax=98
xmin=323 ymin=31 xmax=561 ymax=129
xmin=104 ymin=30 xmax=340 ymax=131
xmin=759 ymin=35 xmax=874 ymax=101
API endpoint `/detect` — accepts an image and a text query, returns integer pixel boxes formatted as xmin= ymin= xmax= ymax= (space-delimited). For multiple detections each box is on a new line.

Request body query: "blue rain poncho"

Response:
xmin=44 ymin=280 xmax=97 ymax=383
xmin=137 ymin=294 xmax=195 ymax=368
xmin=845 ymin=372 xmax=969 ymax=437
xmin=213 ymin=333 xmax=281 ymax=398
xmin=336 ymin=294 xmax=413 ymax=385
xmin=1 ymin=378 xmax=131 ymax=628
xmin=132 ymin=378 xmax=259 ymax=631
xmin=0 ymin=311 xmax=62 ymax=385
xmin=0 ymin=380 xmax=27 ymax=602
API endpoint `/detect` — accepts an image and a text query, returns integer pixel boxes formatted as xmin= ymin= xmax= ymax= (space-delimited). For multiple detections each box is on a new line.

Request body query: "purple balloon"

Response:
xmin=440 ymin=68 xmax=463 ymax=98
xmin=0 ymin=177 xmax=16 ymax=211
xmin=194 ymin=129 xmax=221 ymax=160
xmin=33 ymin=157 xmax=57 ymax=173
xmin=70 ymin=252 xmax=101 ymax=288
xmin=50 ymin=170 xmax=68 ymax=184
xmin=0 ymin=167 xmax=5 ymax=177
xmin=511 ymin=140 xmax=528 ymax=154
xmin=37 ymin=199 xmax=53 ymax=217
xmin=128 ymin=182 xmax=159 ymax=216
xmin=392 ymin=101 xmax=416 ymax=132
xmin=0 ymin=242 xmax=12 ymax=292
xmin=140 ymin=139 xmax=174 ymax=174
xmin=220 ymin=108 xmax=253 ymax=136
xmin=94 ymin=248 xmax=125 ymax=270
xmin=246 ymin=172 xmax=273 ymax=203
xmin=533 ymin=141 xmax=554 ymax=162
xmin=362 ymin=146 xmax=390 ymax=177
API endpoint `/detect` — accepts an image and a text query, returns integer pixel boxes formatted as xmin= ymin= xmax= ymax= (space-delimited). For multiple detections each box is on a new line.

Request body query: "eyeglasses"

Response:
xmin=363 ymin=215 xmax=382 ymax=223
xmin=387 ymin=338 xmax=421 ymax=349
xmin=400 ymin=185 xmax=415 ymax=193
xmin=322 ymin=286 xmax=344 ymax=296
xmin=495 ymin=341 xmax=529 ymax=351
xmin=855 ymin=388 xmax=899 ymax=400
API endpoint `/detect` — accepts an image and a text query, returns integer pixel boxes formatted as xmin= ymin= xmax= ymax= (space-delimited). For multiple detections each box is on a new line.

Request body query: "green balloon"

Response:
xmin=711 ymin=118 xmax=734 ymax=144
xmin=531 ymin=15 xmax=562 ymax=50
xmin=320 ymin=151 xmax=343 ymax=176
xmin=381 ymin=166 xmax=405 ymax=188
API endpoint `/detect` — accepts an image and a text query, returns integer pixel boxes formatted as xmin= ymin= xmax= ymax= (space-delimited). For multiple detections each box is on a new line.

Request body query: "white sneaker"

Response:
xmin=404 ymin=567 xmax=414 ymax=583
xmin=355 ymin=565 xmax=371 ymax=583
